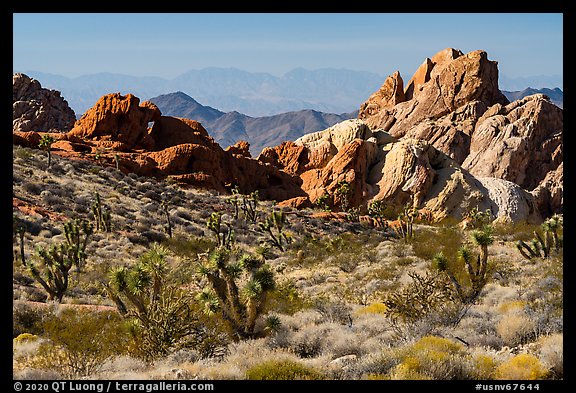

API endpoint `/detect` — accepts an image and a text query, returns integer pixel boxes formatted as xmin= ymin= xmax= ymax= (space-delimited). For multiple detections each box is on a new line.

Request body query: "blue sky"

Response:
xmin=13 ymin=13 xmax=563 ymax=79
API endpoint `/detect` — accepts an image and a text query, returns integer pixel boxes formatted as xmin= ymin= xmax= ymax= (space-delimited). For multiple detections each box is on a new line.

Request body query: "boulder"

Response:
xmin=13 ymin=73 xmax=76 ymax=133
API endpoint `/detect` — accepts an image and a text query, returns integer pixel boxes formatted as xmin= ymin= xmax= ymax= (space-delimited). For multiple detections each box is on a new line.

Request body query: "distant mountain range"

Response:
xmin=18 ymin=68 xmax=562 ymax=118
xmin=502 ymin=87 xmax=563 ymax=109
xmin=19 ymin=68 xmax=385 ymax=118
xmin=149 ymin=92 xmax=357 ymax=155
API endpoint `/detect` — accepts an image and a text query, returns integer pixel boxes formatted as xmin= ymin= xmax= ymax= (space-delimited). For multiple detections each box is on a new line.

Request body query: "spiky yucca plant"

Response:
xmin=207 ymin=212 xmax=235 ymax=249
xmin=102 ymin=244 xmax=204 ymax=360
xmin=517 ymin=214 xmax=563 ymax=260
xmin=92 ymin=192 xmax=112 ymax=232
xmin=258 ymin=210 xmax=292 ymax=252
xmin=28 ymin=218 xmax=93 ymax=302
xmin=196 ymin=247 xmax=275 ymax=339
xmin=38 ymin=134 xmax=55 ymax=169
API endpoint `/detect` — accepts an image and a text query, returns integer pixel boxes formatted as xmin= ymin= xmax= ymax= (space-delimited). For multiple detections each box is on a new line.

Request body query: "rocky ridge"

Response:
xmin=12 ymin=48 xmax=562 ymax=223
xmin=13 ymin=73 xmax=76 ymax=133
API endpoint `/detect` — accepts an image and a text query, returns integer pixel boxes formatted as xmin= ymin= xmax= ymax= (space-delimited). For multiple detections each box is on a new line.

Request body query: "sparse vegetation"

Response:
xmin=12 ymin=145 xmax=563 ymax=380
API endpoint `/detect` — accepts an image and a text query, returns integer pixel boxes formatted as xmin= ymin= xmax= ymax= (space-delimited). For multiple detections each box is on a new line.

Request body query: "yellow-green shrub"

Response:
xmin=355 ymin=303 xmax=387 ymax=316
xmin=14 ymin=333 xmax=39 ymax=344
xmin=495 ymin=354 xmax=549 ymax=380
xmin=388 ymin=336 xmax=468 ymax=380
xmin=470 ymin=353 xmax=498 ymax=379
xmin=245 ymin=359 xmax=324 ymax=380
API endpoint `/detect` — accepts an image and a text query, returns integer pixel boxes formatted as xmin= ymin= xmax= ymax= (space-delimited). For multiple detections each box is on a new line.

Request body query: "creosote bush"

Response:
xmin=23 ymin=308 xmax=131 ymax=378
xmin=245 ymin=359 xmax=324 ymax=380
xmin=494 ymin=353 xmax=549 ymax=380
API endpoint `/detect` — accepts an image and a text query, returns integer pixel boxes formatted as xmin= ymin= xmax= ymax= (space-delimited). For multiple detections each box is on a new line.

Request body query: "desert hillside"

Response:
xmin=12 ymin=48 xmax=563 ymax=381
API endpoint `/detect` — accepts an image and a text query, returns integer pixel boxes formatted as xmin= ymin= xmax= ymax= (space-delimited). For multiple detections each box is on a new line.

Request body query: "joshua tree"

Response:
xmin=92 ymin=192 xmax=112 ymax=232
xmin=432 ymin=251 xmax=463 ymax=300
xmin=471 ymin=225 xmax=493 ymax=279
xmin=393 ymin=203 xmax=417 ymax=241
xmin=335 ymin=180 xmax=352 ymax=211
xmin=13 ymin=215 xmax=27 ymax=266
xmin=313 ymin=193 xmax=331 ymax=212
xmin=160 ymin=199 xmax=173 ymax=238
xmin=432 ymin=225 xmax=494 ymax=303
xmin=258 ymin=210 xmax=292 ymax=252
xmin=517 ymin=214 xmax=563 ymax=260
xmin=367 ymin=200 xmax=388 ymax=229
xmin=103 ymin=244 xmax=205 ymax=360
xmin=114 ymin=153 xmax=121 ymax=171
xmin=196 ymin=248 xmax=275 ymax=339
xmin=38 ymin=134 xmax=56 ymax=169
xmin=207 ymin=212 xmax=235 ymax=249
xmin=28 ymin=219 xmax=93 ymax=302
xmin=240 ymin=190 xmax=259 ymax=224
xmin=225 ymin=187 xmax=241 ymax=220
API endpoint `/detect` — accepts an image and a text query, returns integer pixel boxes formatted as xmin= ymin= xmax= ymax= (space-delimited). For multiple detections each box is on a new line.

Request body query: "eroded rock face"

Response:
xmin=359 ymin=49 xmax=508 ymax=139
xmin=13 ymin=73 xmax=76 ymax=133
xmin=13 ymin=92 xmax=306 ymax=204
xmin=68 ymin=93 xmax=161 ymax=150
xmin=264 ymin=117 xmax=541 ymax=223
xmin=463 ymin=94 xmax=563 ymax=191
xmin=353 ymin=48 xmax=561 ymax=219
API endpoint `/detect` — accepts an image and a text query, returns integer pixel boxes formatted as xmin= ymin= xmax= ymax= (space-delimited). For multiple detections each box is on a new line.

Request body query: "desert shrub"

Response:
xmin=496 ymin=307 xmax=537 ymax=346
xmin=388 ymin=336 xmax=468 ymax=380
xmin=538 ymin=334 xmax=562 ymax=379
xmin=13 ymin=304 xmax=48 ymax=337
xmin=265 ymin=279 xmax=310 ymax=315
xmin=22 ymin=181 xmax=43 ymax=195
xmin=355 ymin=303 xmax=387 ymax=316
xmin=383 ymin=270 xmax=456 ymax=326
xmin=412 ymin=226 xmax=464 ymax=262
xmin=468 ymin=352 xmax=498 ymax=380
xmin=245 ymin=359 xmax=324 ymax=380
xmin=494 ymin=353 xmax=549 ymax=380
xmin=28 ymin=308 xmax=131 ymax=378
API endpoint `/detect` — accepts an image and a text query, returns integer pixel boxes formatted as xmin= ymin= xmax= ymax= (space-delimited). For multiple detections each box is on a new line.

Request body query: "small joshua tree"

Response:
xmin=517 ymin=214 xmax=563 ymax=260
xmin=196 ymin=247 xmax=275 ymax=339
xmin=335 ymin=180 xmax=352 ymax=212
xmin=38 ymin=134 xmax=56 ymax=169
xmin=394 ymin=203 xmax=417 ymax=241
xmin=28 ymin=218 xmax=93 ymax=302
xmin=103 ymin=244 xmax=207 ymax=360
xmin=241 ymin=190 xmax=260 ymax=224
xmin=314 ymin=193 xmax=331 ymax=212
xmin=258 ymin=210 xmax=292 ymax=252
xmin=92 ymin=192 xmax=112 ymax=232
xmin=433 ymin=225 xmax=494 ymax=303
xmin=225 ymin=187 xmax=241 ymax=220
xmin=160 ymin=199 xmax=173 ymax=238
xmin=367 ymin=200 xmax=388 ymax=229
xmin=13 ymin=215 xmax=27 ymax=266
xmin=207 ymin=212 xmax=234 ymax=249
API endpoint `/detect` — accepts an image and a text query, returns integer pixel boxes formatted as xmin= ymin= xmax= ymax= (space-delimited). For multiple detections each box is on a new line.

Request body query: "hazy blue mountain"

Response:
xmin=19 ymin=67 xmax=383 ymax=118
xmin=149 ymin=92 xmax=357 ymax=155
xmin=502 ymin=87 xmax=563 ymax=109
xmin=499 ymin=74 xmax=563 ymax=91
